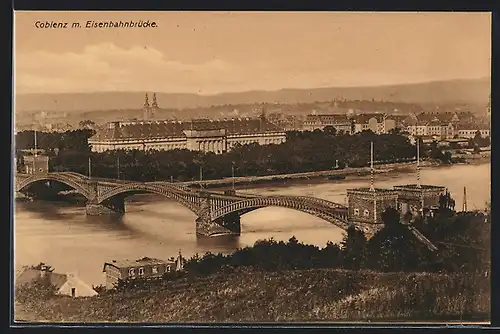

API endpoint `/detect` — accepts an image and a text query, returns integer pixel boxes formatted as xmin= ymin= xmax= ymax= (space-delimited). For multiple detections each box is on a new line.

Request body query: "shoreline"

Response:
xmin=180 ymin=159 xmax=490 ymax=190
xmin=180 ymin=160 xmax=419 ymax=189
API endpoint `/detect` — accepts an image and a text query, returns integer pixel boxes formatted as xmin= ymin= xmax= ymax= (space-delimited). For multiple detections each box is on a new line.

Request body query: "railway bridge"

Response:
xmin=15 ymin=172 xmax=352 ymax=237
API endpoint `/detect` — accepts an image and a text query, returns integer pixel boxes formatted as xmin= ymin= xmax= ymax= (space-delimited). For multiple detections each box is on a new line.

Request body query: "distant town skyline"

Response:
xmin=14 ymin=11 xmax=491 ymax=95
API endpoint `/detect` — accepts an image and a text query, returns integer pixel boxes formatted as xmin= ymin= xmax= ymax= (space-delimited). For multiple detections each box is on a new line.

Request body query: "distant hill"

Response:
xmin=15 ymin=77 xmax=490 ymax=114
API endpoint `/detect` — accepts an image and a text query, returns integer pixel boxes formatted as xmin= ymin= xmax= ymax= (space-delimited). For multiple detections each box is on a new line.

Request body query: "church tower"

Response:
xmin=143 ymin=93 xmax=151 ymax=120
xmin=151 ymin=93 xmax=159 ymax=119
xmin=259 ymin=105 xmax=266 ymax=132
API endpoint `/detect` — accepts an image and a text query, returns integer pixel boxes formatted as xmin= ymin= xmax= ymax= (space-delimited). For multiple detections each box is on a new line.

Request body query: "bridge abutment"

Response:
xmin=86 ymin=197 xmax=125 ymax=216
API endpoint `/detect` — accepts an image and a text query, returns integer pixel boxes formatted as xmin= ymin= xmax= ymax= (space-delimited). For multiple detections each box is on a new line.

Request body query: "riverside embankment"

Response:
xmin=179 ymin=159 xmax=440 ymax=189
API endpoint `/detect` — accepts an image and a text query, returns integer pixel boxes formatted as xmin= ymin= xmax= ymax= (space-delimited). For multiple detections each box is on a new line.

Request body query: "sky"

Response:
xmin=14 ymin=11 xmax=491 ymax=95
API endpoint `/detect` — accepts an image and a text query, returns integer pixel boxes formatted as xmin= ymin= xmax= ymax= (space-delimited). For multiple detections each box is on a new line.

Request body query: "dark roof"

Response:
xmin=305 ymin=114 xmax=351 ymax=123
xmin=91 ymin=118 xmax=283 ymax=141
xmin=103 ymin=257 xmax=173 ymax=271
xmin=456 ymin=123 xmax=489 ymax=131
xmin=416 ymin=112 xmax=462 ymax=124
xmin=15 ymin=268 xmax=68 ymax=290
xmin=424 ymin=119 xmax=444 ymax=126
xmin=347 ymin=187 xmax=398 ymax=194
xmin=393 ymin=184 xmax=446 ymax=190
xmin=390 ymin=115 xmax=411 ymax=123
xmin=352 ymin=113 xmax=386 ymax=124
xmin=445 ymin=138 xmax=470 ymax=143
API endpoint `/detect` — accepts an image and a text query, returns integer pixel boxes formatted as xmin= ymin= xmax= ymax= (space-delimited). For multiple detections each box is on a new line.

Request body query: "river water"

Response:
xmin=14 ymin=163 xmax=490 ymax=286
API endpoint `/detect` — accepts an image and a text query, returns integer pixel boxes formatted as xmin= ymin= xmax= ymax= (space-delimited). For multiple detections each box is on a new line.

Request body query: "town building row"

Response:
xmin=301 ymin=110 xmax=490 ymax=140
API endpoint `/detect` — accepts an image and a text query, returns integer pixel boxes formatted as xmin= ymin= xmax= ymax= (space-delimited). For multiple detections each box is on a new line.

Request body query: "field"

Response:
xmin=14 ymin=267 xmax=490 ymax=323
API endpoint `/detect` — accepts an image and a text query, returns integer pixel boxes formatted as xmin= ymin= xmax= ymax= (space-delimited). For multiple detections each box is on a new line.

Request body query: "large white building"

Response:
xmin=89 ymin=93 xmax=286 ymax=154
xmin=89 ymin=117 xmax=286 ymax=153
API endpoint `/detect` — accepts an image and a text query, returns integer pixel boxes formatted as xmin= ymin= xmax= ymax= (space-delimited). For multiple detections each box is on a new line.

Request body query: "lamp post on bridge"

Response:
xmin=231 ymin=162 xmax=235 ymax=191
xmin=199 ymin=165 xmax=204 ymax=190
xmin=88 ymin=156 xmax=92 ymax=179
xmin=116 ymin=155 xmax=120 ymax=180
xmin=33 ymin=126 xmax=37 ymax=174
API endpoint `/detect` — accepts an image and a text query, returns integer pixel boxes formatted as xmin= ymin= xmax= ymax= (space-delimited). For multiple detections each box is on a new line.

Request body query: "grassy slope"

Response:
xmin=15 ymin=268 xmax=490 ymax=323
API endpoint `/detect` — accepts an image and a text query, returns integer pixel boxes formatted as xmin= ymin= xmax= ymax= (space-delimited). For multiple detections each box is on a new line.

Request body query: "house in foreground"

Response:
xmin=102 ymin=253 xmax=185 ymax=290
xmin=15 ymin=263 xmax=97 ymax=298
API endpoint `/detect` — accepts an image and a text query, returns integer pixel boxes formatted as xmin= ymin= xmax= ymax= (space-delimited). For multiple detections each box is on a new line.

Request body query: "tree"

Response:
xmin=439 ymin=190 xmax=455 ymax=212
xmin=79 ymin=120 xmax=96 ymax=129
xmin=380 ymin=207 xmax=400 ymax=227
xmin=16 ymin=153 xmax=25 ymax=172
xmin=341 ymin=225 xmax=367 ymax=269
xmin=367 ymin=209 xmax=432 ymax=272
xmin=323 ymin=126 xmax=337 ymax=136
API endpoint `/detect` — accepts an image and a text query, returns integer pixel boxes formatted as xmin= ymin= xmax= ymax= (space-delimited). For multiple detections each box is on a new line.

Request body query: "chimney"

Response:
xmin=176 ymin=249 xmax=184 ymax=271
xmin=40 ymin=263 xmax=48 ymax=278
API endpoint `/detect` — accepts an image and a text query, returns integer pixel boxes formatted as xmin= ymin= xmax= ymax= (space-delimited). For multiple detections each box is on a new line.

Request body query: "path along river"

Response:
xmin=14 ymin=162 xmax=490 ymax=286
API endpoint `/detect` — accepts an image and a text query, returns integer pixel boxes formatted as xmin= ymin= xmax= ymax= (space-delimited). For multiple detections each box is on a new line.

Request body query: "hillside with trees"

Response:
xmin=15 ymin=204 xmax=490 ymax=322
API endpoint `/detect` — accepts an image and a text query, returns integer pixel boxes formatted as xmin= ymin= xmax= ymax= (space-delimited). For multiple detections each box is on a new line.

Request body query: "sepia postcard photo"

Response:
xmin=12 ymin=11 xmax=491 ymax=324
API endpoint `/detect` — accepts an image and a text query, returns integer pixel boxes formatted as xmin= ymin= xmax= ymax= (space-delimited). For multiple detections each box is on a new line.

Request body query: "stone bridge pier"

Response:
xmin=85 ymin=196 xmax=126 ymax=216
xmin=85 ymin=181 xmax=125 ymax=216
xmin=195 ymin=192 xmax=241 ymax=237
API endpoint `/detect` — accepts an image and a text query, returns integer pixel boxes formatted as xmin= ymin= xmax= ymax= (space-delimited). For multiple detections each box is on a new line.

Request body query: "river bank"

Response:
xmin=14 ymin=267 xmax=490 ymax=323
xmin=179 ymin=161 xmax=422 ymax=188
xmin=179 ymin=159 xmax=463 ymax=190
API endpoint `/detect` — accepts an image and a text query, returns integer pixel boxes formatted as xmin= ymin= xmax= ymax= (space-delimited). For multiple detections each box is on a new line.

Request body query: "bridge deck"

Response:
xmin=15 ymin=172 xmax=440 ymax=250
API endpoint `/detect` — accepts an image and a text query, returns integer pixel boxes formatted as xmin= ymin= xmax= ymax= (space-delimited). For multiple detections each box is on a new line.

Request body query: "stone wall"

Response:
xmin=395 ymin=188 xmax=443 ymax=214
xmin=86 ymin=197 xmax=125 ymax=215
xmin=347 ymin=190 xmax=398 ymax=225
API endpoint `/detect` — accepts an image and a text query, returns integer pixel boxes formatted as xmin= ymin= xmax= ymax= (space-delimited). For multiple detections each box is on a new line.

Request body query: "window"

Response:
xmin=138 ymin=267 xmax=144 ymax=276
xmin=363 ymin=209 xmax=370 ymax=217
xmin=353 ymin=208 xmax=360 ymax=216
xmin=129 ymin=268 xmax=136 ymax=277
xmin=152 ymin=266 xmax=158 ymax=274
xmin=166 ymin=265 xmax=171 ymax=273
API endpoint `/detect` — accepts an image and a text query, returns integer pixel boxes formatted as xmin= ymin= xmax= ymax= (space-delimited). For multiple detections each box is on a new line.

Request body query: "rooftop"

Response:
xmin=352 ymin=113 xmax=386 ymax=124
xmin=90 ymin=118 xmax=283 ymax=141
xmin=347 ymin=187 xmax=398 ymax=194
xmin=393 ymin=184 xmax=446 ymax=190
xmin=455 ymin=123 xmax=490 ymax=131
xmin=15 ymin=267 xmax=68 ymax=290
xmin=103 ymin=257 xmax=173 ymax=270
xmin=304 ymin=114 xmax=351 ymax=123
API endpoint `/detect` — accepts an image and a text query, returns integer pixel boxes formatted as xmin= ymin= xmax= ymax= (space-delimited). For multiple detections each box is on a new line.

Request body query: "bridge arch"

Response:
xmin=16 ymin=174 xmax=92 ymax=200
xmin=210 ymin=196 xmax=350 ymax=230
xmin=97 ymin=183 xmax=201 ymax=215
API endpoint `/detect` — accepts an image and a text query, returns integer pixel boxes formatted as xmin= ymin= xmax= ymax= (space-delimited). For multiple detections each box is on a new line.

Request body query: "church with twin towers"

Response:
xmin=142 ymin=93 xmax=159 ymax=120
